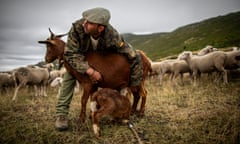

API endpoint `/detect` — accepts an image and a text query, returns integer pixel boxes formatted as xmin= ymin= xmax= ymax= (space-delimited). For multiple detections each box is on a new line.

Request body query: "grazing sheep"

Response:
xmin=90 ymin=88 xmax=131 ymax=138
xmin=171 ymin=60 xmax=192 ymax=85
xmin=175 ymin=47 xmax=216 ymax=84
xmin=0 ymin=72 xmax=15 ymax=93
xmin=50 ymin=77 xmax=80 ymax=98
xmin=197 ymin=45 xmax=218 ymax=56
xmin=219 ymin=50 xmax=240 ymax=81
xmin=150 ymin=59 xmax=176 ymax=85
xmin=50 ymin=77 xmax=63 ymax=87
xmin=42 ymin=63 xmax=54 ymax=70
xmin=12 ymin=66 xmax=50 ymax=101
xmin=48 ymin=69 xmax=64 ymax=84
xmin=151 ymin=51 xmax=192 ymax=86
xmin=50 ymin=77 xmax=63 ymax=98
xmin=224 ymin=50 xmax=240 ymax=70
xmin=232 ymin=47 xmax=239 ymax=51
xmin=179 ymin=51 xmax=228 ymax=85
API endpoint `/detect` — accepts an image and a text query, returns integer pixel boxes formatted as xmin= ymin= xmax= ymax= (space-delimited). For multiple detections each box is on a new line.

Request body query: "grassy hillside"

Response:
xmin=124 ymin=11 xmax=240 ymax=60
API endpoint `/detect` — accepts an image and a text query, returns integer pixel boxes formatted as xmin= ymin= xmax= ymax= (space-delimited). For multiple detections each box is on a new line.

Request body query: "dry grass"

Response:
xmin=0 ymin=76 xmax=240 ymax=144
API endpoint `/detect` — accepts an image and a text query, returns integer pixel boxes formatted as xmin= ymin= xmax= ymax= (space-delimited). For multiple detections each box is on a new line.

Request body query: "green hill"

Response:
xmin=123 ymin=11 xmax=240 ymax=60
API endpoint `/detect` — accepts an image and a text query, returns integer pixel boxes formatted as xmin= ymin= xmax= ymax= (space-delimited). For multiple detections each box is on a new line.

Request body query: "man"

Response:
xmin=55 ymin=7 xmax=142 ymax=131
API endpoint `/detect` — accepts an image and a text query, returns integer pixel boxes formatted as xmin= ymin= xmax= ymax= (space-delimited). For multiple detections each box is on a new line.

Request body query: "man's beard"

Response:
xmin=84 ymin=27 xmax=99 ymax=36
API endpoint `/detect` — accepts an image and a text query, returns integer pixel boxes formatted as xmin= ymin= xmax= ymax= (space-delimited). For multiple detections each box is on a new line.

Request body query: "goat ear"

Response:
xmin=38 ymin=40 xmax=49 ymax=44
xmin=38 ymin=40 xmax=56 ymax=45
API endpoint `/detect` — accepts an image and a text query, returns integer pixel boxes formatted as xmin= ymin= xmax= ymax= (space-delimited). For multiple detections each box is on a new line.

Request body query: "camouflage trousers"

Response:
xmin=56 ymin=72 xmax=76 ymax=116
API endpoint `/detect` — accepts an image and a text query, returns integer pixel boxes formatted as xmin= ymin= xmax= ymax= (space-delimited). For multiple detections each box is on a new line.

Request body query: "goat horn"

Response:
xmin=48 ymin=28 xmax=55 ymax=39
xmin=56 ymin=33 xmax=68 ymax=38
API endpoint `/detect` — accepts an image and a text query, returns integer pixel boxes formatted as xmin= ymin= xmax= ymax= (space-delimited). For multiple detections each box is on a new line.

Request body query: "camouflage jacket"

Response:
xmin=64 ymin=18 xmax=136 ymax=73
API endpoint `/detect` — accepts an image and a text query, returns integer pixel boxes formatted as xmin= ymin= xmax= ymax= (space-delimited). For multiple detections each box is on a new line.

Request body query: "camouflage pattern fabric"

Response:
xmin=82 ymin=7 xmax=110 ymax=26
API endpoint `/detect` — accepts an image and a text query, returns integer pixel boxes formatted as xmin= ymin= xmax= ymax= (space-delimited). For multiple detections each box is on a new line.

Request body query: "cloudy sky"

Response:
xmin=0 ymin=0 xmax=239 ymax=71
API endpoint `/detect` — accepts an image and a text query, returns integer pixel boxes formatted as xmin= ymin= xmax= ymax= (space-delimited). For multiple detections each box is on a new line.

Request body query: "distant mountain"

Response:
xmin=123 ymin=11 xmax=240 ymax=60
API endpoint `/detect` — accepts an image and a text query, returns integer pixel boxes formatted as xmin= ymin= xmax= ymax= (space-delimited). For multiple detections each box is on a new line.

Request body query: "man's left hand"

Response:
xmin=86 ymin=67 xmax=102 ymax=83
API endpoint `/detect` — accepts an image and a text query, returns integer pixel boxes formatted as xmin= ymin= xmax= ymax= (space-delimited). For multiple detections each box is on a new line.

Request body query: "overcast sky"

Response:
xmin=0 ymin=0 xmax=239 ymax=71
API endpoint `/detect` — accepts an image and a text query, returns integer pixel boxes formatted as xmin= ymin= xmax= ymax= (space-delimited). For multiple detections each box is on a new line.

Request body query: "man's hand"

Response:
xmin=86 ymin=67 xmax=102 ymax=83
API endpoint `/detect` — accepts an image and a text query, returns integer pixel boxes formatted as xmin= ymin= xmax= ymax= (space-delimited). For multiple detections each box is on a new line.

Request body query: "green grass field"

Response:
xmin=0 ymin=76 xmax=239 ymax=144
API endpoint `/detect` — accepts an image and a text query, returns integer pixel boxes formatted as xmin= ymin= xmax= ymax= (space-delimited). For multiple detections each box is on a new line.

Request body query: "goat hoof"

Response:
xmin=78 ymin=114 xmax=86 ymax=124
xmin=77 ymin=119 xmax=84 ymax=125
xmin=137 ymin=113 xmax=145 ymax=117
xmin=134 ymin=110 xmax=145 ymax=117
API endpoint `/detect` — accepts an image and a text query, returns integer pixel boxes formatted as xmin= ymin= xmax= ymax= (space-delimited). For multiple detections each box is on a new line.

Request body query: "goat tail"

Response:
xmin=127 ymin=122 xmax=143 ymax=144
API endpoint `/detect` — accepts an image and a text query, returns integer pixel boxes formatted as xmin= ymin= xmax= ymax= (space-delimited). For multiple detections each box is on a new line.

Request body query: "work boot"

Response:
xmin=55 ymin=115 xmax=68 ymax=131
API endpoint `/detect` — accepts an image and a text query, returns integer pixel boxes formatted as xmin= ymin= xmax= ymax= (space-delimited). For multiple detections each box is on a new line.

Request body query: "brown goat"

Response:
xmin=90 ymin=88 xmax=131 ymax=138
xmin=38 ymin=28 xmax=152 ymax=124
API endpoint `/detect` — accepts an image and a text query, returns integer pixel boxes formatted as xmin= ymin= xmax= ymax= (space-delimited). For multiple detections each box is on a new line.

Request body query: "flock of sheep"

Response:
xmin=0 ymin=45 xmax=240 ymax=101
xmin=150 ymin=45 xmax=240 ymax=86
xmin=0 ymin=63 xmax=66 ymax=100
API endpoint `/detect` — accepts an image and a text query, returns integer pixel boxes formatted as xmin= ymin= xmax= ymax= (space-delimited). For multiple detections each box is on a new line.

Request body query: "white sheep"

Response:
xmin=232 ymin=47 xmax=239 ymax=51
xmin=179 ymin=51 xmax=228 ymax=85
xmin=12 ymin=66 xmax=50 ymax=101
xmin=48 ymin=69 xmax=64 ymax=84
xmin=224 ymin=50 xmax=240 ymax=70
xmin=50 ymin=77 xmax=63 ymax=87
xmin=197 ymin=45 xmax=218 ymax=56
xmin=171 ymin=60 xmax=192 ymax=85
xmin=150 ymin=59 xmax=176 ymax=85
xmin=175 ymin=46 xmax=217 ymax=84
xmin=0 ymin=72 xmax=15 ymax=93
xmin=50 ymin=77 xmax=80 ymax=98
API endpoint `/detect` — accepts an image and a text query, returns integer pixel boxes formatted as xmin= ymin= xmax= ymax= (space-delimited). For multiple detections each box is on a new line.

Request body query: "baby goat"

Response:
xmin=90 ymin=88 xmax=131 ymax=138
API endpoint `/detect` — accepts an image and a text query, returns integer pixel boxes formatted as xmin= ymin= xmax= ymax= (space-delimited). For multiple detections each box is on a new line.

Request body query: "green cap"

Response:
xmin=82 ymin=7 xmax=111 ymax=26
